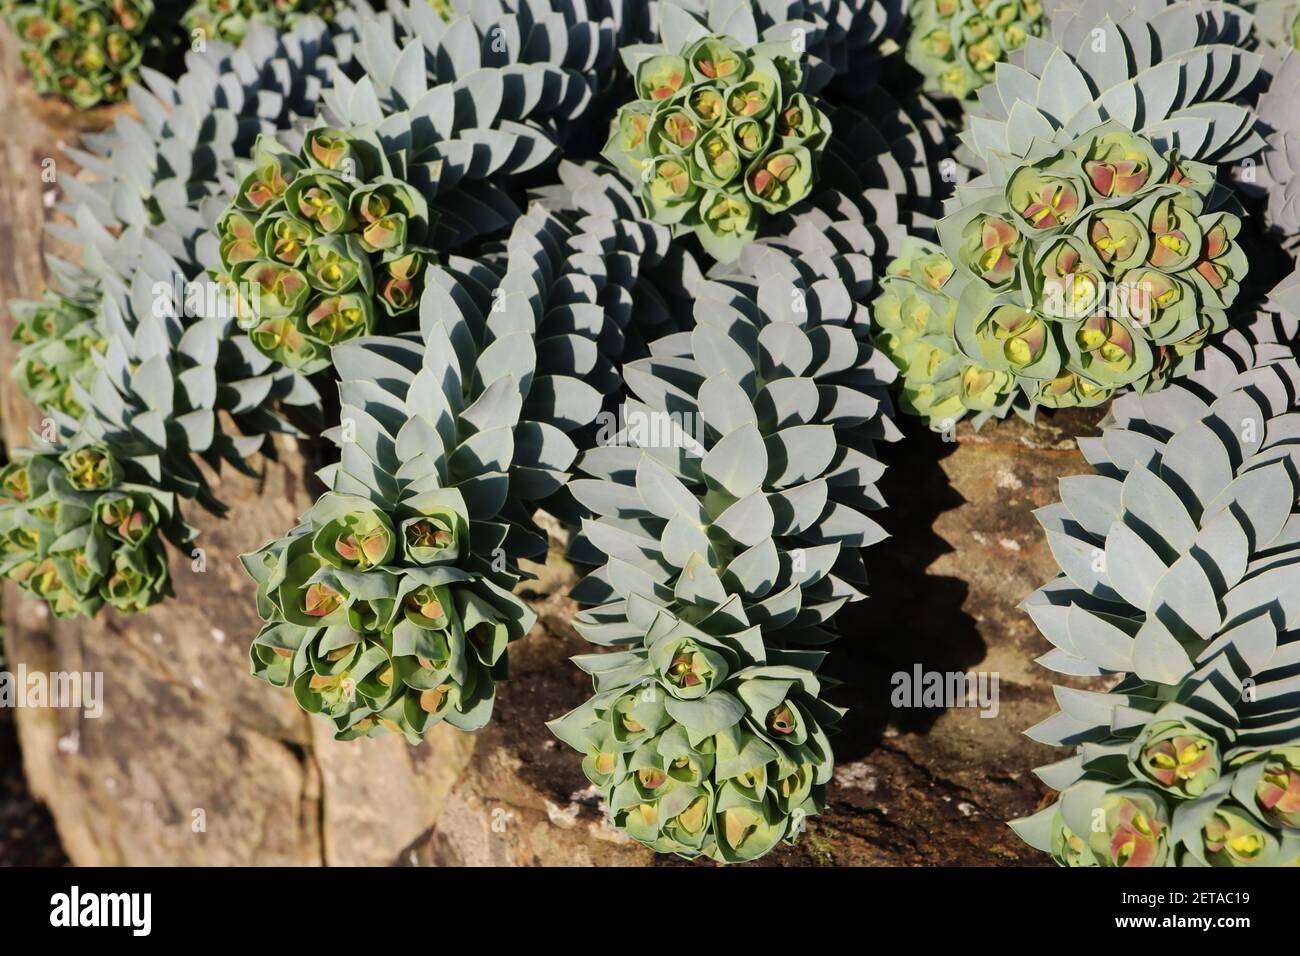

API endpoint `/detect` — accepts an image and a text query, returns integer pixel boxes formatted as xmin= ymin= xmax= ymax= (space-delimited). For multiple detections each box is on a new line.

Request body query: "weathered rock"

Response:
xmin=790 ymin=412 xmax=1104 ymax=866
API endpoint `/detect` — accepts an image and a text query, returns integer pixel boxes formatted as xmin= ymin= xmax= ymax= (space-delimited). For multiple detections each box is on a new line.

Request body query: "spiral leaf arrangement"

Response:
xmin=549 ymin=248 xmax=897 ymax=859
xmin=1012 ymin=275 xmax=1300 ymax=866
xmin=243 ymin=193 xmax=636 ymax=739
xmin=5 ymin=0 xmax=1300 ymax=872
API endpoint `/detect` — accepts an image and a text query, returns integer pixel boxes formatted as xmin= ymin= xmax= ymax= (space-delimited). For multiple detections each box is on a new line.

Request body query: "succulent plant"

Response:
xmin=48 ymin=218 xmax=304 ymax=503
xmin=59 ymin=14 xmax=361 ymax=250
xmin=26 ymin=14 xmax=366 ymax=481
xmin=960 ymin=0 xmax=1264 ymax=173
xmin=242 ymin=198 xmax=634 ymax=740
xmin=906 ymin=0 xmax=1044 ymax=100
xmin=0 ymin=439 xmax=191 ymax=618
xmin=605 ymin=1 xmax=834 ymax=260
xmin=876 ymin=0 xmax=1267 ymax=429
xmin=10 ymin=281 xmax=105 ymax=420
xmin=39 ymin=16 xmax=360 ymax=457
xmin=1033 ymin=781 xmax=1173 ymax=866
xmin=1011 ymin=282 xmax=1300 ymax=865
xmin=1 ymin=17 xmax=362 ymax=618
xmin=550 ymin=250 xmax=899 ymax=860
xmin=0 ymin=209 xmax=314 ymax=621
xmin=875 ymin=124 xmax=1249 ymax=427
xmin=211 ymin=0 xmax=630 ymax=373
xmin=181 ymin=0 xmax=339 ymax=45
xmin=1 ymin=0 xmax=185 ymax=108
xmin=644 ymin=0 xmax=909 ymax=86
xmin=871 ymin=235 xmax=1012 ymax=427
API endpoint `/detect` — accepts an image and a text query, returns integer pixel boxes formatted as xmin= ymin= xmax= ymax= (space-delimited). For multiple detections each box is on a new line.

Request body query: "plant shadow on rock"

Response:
xmin=825 ymin=417 xmax=983 ymax=762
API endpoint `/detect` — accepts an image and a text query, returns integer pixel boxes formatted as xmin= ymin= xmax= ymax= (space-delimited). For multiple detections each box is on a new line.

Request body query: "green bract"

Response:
xmin=10 ymin=283 xmax=105 ymax=420
xmin=607 ymin=15 xmax=831 ymax=261
xmin=215 ymin=127 xmax=437 ymax=373
xmin=871 ymin=236 xmax=1018 ymax=428
xmin=1 ymin=0 xmax=178 ymax=107
xmin=212 ymin=0 xmax=626 ymax=373
xmin=877 ymin=122 xmax=1248 ymax=428
xmin=640 ymin=0 xmax=909 ymax=83
xmin=0 ymin=440 xmax=189 ymax=618
xmin=243 ymin=486 xmax=535 ymax=741
xmin=551 ymin=249 xmax=899 ymax=860
xmin=181 ymin=0 xmax=338 ymax=45
xmin=548 ymin=607 xmax=841 ymax=862
xmin=906 ymin=0 xmax=1044 ymax=99
xmin=1040 ymin=783 xmax=1173 ymax=867
xmin=40 ymin=15 xmax=365 ymax=431
xmin=1011 ymin=280 xmax=1300 ymax=865
xmin=242 ymin=198 xmax=633 ymax=741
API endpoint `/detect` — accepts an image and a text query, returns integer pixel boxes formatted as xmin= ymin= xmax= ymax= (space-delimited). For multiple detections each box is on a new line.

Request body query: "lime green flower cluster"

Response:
xmin=9 ymin=287 xmax=105 ymax=420
xmin=874 ymin=122 xmax=1247 ymax=428
xmin=2 ymin=0 xmax=165 ymax=107
xmin=906 ymin=0 xmax=1043 ymax=99
xmin=872 ymin=237 xmax=999 ymax=428
xmin=244 ymin=492 xmax=534 ymax=742
xmin=214 ymin=129 xmax=434 ymax=374
xmin=1036 ymin=749 xmax=1298 ymax=867
xmin=181 ymin=0 xmax=337 ymax=46
xmin=604 ymin=33 xmax=831 ymax=261
xmin=0 ymin=443 xmax=185 ymax=618
xmin=549 ymin=610 xmax=839 ymax=863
